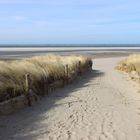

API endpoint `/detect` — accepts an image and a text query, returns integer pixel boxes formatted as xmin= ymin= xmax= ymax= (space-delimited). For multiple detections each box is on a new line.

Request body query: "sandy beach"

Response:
xmin=0 ymin=47 xmax=140 ymax=59
xmin=0 ymin=56 xmax=140 ymax=140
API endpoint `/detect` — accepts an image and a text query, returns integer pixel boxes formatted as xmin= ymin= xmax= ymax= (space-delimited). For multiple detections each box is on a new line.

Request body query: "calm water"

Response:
xmin=0 ymin=44 xmax=140 ymax=48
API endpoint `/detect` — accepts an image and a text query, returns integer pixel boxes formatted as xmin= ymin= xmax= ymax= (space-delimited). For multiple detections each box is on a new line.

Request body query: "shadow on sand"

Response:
xmin=0 ymin=69 xmax=104 ymax=140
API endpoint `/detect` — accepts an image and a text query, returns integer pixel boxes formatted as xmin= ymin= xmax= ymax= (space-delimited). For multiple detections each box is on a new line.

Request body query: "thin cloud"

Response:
xmin=11 ymin=16 xmax=27 ymax=21
xmin=0 ymin=0 xmax=42 ymax=4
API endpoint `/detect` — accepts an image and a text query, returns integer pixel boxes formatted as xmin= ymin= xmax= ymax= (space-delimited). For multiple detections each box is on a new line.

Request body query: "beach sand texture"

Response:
xmin=1 ymin=57 xmax=140 ymax=140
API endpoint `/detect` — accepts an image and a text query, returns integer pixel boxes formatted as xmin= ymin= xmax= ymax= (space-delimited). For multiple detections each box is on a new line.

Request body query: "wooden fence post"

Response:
xmin=65 ymin=64 xmax=69 ymax=85
xmin=78 ymin=61 xmax=82 ymax=75
xmin=44 ymin=79 xmax=48 ymax=95
xmin=25 ymin=73 xmax=31 ymax=106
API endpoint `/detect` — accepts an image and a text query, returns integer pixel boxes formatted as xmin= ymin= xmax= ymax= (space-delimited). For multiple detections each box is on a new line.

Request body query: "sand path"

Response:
xmin=1 ymin=57 xmax=140 ymax=140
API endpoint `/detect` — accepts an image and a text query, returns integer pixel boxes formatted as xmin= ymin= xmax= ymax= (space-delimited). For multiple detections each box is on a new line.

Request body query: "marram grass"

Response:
xmin=116 ymin=54 xmax=140 ymax=73
xmin=116 ymin=54 xmax=140 ymax=82
xmin=0 ymin=54 xmax=92 ymax=102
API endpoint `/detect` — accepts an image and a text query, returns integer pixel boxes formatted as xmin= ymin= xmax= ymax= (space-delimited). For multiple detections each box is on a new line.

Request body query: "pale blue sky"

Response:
xmin=0 ymin=0 xmax=140 ymax=44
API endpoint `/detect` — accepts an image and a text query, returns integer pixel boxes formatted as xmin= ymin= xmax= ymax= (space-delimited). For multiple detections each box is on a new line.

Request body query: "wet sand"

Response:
xmin=0 ymin=47 xmax=140 ymax=59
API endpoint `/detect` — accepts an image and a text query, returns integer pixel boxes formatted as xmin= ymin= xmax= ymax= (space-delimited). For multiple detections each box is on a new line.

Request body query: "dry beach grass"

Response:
xmin=116 ymin=54 xmax=140 ymax=82
xmin=0 ymin=54 xmax=92 ymax=102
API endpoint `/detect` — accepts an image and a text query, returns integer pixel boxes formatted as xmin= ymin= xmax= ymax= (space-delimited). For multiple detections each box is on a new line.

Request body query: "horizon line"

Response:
xmin=0 ymin=44 xmax=140 ymax=46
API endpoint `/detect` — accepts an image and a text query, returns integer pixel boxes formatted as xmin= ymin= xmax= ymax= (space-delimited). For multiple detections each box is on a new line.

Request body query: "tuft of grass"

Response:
xmin=0 ymin=54 xmax=92 ymax=102
xmin=116 ymin=54 xmax=140 ymax=82
xmin=116 ymin=54 xmax=140 ymax=73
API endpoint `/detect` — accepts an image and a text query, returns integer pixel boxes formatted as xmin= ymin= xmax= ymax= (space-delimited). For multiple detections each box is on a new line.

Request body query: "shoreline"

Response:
xmin=0 ymin=48 xmax=139 ymax=60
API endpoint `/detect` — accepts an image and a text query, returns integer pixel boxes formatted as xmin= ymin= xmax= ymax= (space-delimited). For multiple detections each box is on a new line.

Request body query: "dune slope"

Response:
xmin=0 ymin=57 xmax=140 ymax=140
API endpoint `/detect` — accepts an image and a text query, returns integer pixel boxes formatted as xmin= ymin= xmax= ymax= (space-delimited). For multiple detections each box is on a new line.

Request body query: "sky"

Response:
xmin=0 ymin=0 xmax=140 ymax=44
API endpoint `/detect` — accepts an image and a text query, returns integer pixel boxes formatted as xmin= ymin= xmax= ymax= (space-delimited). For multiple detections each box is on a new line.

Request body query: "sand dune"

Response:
xmin=0 ymin=57 xmax=140 ymax=140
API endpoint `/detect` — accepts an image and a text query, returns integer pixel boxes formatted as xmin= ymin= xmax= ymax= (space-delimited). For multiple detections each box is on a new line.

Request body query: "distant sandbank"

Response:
xmin=0 ymin=47 xmax=140 ymax=59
